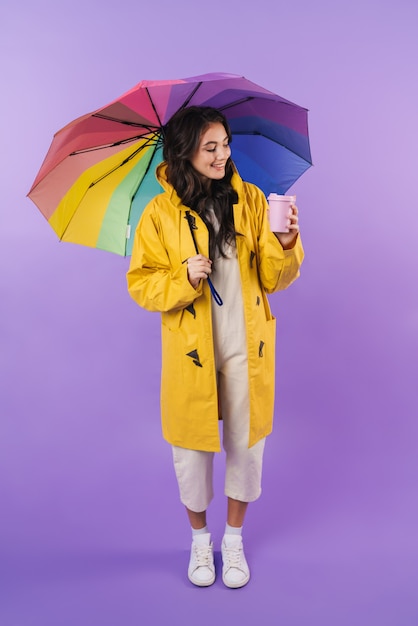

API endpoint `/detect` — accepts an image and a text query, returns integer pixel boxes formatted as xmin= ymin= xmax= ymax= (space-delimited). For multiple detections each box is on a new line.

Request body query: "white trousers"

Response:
xmin=172 ymin=249 xmax=266 ymax=513
xmin=172 ymin=431 xmax=265 ymax=513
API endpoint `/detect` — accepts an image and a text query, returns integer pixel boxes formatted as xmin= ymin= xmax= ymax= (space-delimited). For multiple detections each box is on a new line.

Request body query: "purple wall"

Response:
xmin=1 ymin=1 xmax=417 ymax=624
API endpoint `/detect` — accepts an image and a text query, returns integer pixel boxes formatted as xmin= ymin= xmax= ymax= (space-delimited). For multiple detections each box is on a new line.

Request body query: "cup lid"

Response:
xmin=267 ymin=193 xmax=296 ymax=201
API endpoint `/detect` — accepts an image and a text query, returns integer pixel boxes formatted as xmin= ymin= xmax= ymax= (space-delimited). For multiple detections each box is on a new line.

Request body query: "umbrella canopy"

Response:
xmin=28 ymin=72 xmax=312 ymax=256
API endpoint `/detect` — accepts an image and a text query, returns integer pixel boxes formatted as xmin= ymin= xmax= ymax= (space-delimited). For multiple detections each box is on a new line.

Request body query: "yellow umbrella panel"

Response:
xmin=48 ymin=138 xmax=159 ymax=256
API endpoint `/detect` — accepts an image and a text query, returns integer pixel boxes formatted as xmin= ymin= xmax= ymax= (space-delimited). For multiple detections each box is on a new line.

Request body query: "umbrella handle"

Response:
xmin=185 ymin=211 xmax=223 ymax=306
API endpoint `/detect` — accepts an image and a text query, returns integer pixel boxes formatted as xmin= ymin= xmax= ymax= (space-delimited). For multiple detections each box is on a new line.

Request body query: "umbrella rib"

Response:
xmin=144 ymin=88 xmax=164 ymax=130
xmin=219 ymin=96 xmax=307 ymax=113
xmin=126 ymin=144 xmax=162 ymax=253
xmin=88 ymin=136 xmax=160 ymax=188
xmin=93 ymin=113 xmax=159 ymax=131
xmin=232 ymin=130 xmax=312 ymax=163
xmin=70 ymin=133 xmax=160 ymax=155
xmin=218 ymin=96 xmax=255 ymax=111
xmin=131 ymin=144 xmax=160 ymax=198
xmin=178 ymin=82 xmax=203 ymax=110
xmin=143 ymin=83 xmax=204 ymax=136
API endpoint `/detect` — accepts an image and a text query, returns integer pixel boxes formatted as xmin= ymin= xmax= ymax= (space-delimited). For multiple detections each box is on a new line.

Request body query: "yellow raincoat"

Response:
xmin=127 ymin=164 xmax=304 ymax=452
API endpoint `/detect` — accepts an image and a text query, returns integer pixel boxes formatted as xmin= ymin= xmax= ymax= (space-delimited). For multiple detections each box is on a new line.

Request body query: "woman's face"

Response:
xmin=190 ymin=122 xmax=231 ymax=181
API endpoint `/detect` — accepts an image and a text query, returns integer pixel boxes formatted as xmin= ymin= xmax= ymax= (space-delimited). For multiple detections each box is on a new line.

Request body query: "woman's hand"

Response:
xmin=274 ymin=204 xmax=300 ymax=250
xmin=187 ymin=254 xmax=212 ymax=289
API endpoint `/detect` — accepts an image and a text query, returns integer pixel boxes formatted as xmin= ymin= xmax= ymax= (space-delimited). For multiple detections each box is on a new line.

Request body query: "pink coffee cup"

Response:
xmin=267 ymin=193 xmax=296 ymax=233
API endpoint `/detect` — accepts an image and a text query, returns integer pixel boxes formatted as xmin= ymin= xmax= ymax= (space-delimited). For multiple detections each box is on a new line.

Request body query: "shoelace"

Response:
xmin=194 ymin=544 xmax=213 ymax=567
xmin=223 ymin=544 xmax=243 ymax=569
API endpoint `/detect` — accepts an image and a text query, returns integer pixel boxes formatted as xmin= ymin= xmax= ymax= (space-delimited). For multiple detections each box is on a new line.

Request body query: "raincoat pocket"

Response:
xmin=161 ymin=308 xmax=184 ymax=331
xmin=161 ymin=325 xmax=200 ymax=385
xmin=251 ymin=316 xmax=277 ymax=440
xmin=257 ymin=317 xmax=276 ymax=387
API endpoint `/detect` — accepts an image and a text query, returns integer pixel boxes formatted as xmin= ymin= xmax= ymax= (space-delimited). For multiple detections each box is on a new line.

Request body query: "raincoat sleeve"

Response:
xmin=248 ymin=184 xmax=304 ymax=293
xmin=127 ymin=202 xmax=203 ymax=313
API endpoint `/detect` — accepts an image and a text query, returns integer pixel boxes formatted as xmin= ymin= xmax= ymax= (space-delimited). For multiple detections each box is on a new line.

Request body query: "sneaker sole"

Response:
xmin=222 ymin=572 xmax=250 ymax=589
xmin=188 ymin=572 xmax=216 ymax=587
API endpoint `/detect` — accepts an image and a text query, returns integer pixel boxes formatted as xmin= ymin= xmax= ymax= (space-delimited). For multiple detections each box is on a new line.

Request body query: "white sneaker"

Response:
xmin=188 ymin=533 xmax=216 ymax=587
xmin=221 ymin=534 xmax=250 ymax=588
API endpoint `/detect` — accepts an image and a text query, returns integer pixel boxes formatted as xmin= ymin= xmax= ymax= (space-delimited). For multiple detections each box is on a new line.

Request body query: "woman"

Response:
xmin=127 ymin=106 xmax=304 ymax=588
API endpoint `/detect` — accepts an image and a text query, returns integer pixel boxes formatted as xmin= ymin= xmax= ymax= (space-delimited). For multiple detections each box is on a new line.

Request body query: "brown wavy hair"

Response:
xmin=163 ymin=106 xmax=239 ymax=260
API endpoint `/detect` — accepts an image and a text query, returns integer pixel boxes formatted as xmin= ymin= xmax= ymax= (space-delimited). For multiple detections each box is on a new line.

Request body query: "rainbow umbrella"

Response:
xmin=28 ymin=72 xmax=312 ymax=256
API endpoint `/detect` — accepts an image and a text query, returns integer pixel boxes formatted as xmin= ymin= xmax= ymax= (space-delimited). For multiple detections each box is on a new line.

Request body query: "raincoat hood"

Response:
xmin=155 ymin=160 xmax=245 ymax=205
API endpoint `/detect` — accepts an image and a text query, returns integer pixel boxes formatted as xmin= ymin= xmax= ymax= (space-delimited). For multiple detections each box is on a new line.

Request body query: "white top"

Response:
xmin=207 ymin=209 xmax=247 ymax=366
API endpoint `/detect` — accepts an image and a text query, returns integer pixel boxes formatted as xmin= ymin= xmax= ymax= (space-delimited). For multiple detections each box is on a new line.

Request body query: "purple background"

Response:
xmin=1 ymin=1 xmax=418 ymax=624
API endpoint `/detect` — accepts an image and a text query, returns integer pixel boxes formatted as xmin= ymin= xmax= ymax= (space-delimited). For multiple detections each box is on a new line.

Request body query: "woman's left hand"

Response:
xmin=274 ymin=204 xmax=300 ymax=250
